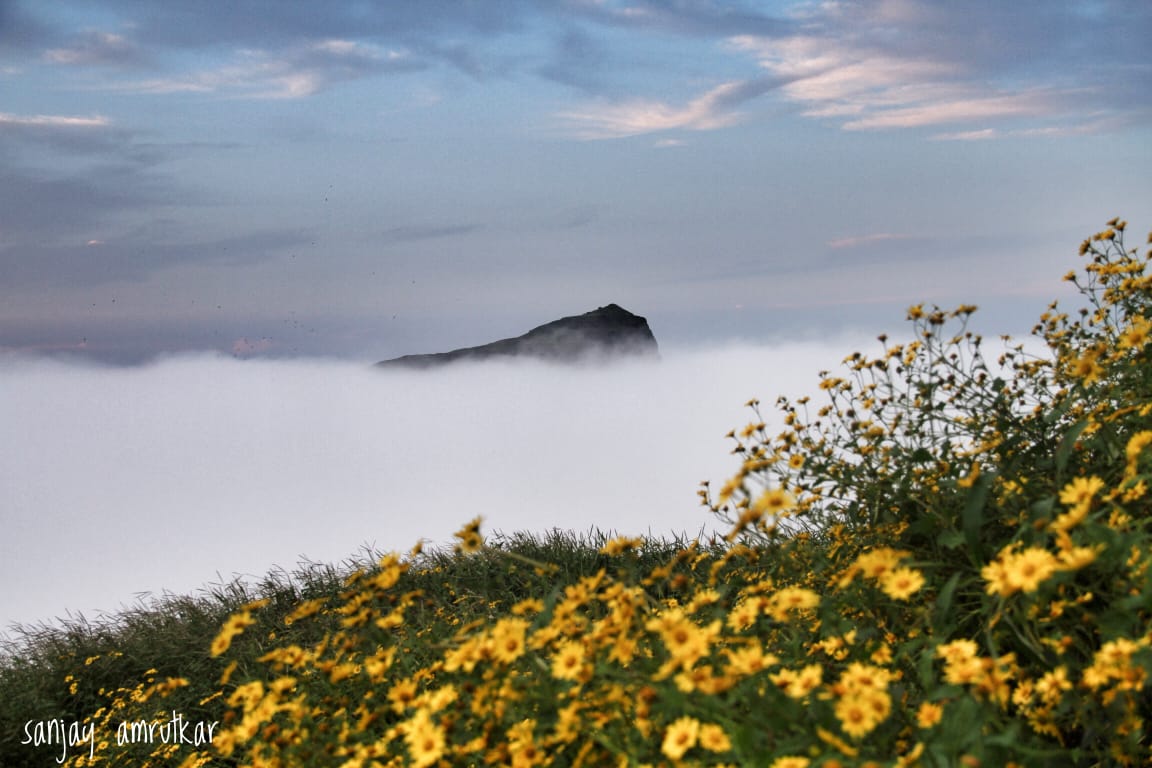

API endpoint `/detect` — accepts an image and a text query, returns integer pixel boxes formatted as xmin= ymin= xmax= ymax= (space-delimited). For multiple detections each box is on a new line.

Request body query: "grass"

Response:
xmin=1 ymin=530 xmax=713 ymax=768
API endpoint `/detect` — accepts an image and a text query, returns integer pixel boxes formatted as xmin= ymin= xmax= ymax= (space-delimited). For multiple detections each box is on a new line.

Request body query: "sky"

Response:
xmin=1 ymin=1 xmax=1151 ymax=634
xmin=1 ymin=0 xmax=1149 ymax=363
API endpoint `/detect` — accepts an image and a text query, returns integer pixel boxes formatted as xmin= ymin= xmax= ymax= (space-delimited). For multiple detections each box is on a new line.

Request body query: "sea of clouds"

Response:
xmin=0 ymin=339 xmax=878 ymax=637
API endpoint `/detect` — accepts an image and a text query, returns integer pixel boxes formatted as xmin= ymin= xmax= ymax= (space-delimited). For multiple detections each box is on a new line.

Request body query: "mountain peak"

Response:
xmin=376 ymin=305 xmax=659 ymax=369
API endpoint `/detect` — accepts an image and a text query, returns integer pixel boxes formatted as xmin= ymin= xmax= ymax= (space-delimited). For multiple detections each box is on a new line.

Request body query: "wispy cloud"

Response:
xmin=110 ymin=39 xmax=424 ymax=99
xmin=826 ymin=232 xmax=915 ymax=250
xmin=557 ymin=76 xmax=783 ymax=139
xmin=727 ymin=1 xmax=1151 ymax=137
xmin=44 ymin=30 xmax=145 ymax=67
xmin=0 ymin=112 xmax=110 ymax=128
xmin=931 ymin=118 xmax=1129 ymax=142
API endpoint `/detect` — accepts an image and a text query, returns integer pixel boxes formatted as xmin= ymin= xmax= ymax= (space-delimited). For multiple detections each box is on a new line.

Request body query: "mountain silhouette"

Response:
xmin=376 ymin=304 xmax=658 ymax=369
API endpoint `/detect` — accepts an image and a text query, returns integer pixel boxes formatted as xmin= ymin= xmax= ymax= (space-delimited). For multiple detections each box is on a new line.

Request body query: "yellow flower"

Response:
xmin=726 ymin=596 xmax=765 ymax=631
xmin=724 ymin=644 xmax=779 ymax=676
xmin=916 ymin=702 xmax=944 ymax=729
xmin=661 ymin=716 xmax=700 ymax=760
xmin=1004 ymin=547 xmax=1060 ymax=593
xmin=854 ymin=547 xmax=910 ymax=580
xmin=834 ymin=692 xmax=883 ymax=738
xmin=1125 ymin=431 xmax=1152 ymax=477
xmin=767 ymin=587 xmax=820 ymax=621
xmin=1066 ymin=347 xmax=1104 ymax=384
xmin=935 ymin=639 xmax=979 ymax=665
xmin=771 ymin=663 xmax=823 ymax=698
xmin=551 ymin=640 xmax=586 ymax=681
xmin=1049 ymin=504 xmax=1089 ymax=533
xmin=957 ymin=463 xmax=981 ymax=489
xmin=769 ymin=758 xmax=810 ymax=768
xmin=600 ymin=536 xmax=645 ymax=555
xmin=838 ymin=662 xmax=893 ymax=693
xmin=283 ymin=597 xmax=326 ymax=625
xmin=1035 ymin=666 xmax=1072 ymax=705
xmin=210 ymin=610 xmax=255 ymax=658
xmin=980 ymin=557 xmax=1013 ymax=597
xmin=490 ymin=618 xmax=529 ymax=664
xmin=388 ymin=679 xmax=418 ymax=713
xmin=879 ymin=567 xmax=925 ymax=601
xmin=1059 ymin=476 xmax=1104 ymax=508
xmin=1119 ymin=315 xmax=1152 ymax=349
xmin=453 ymin=517 xmax=484 ymax=553
xmin=403 ymin=710 xmax=446 ymax=768
xmin=752 ymin=487 xmax=797 ymax=516
xmin=982 ymin=546 xmax=1060 ymax=596
xmin=1057 ymin=545 xmax=1100 ymax=570
xmin=698 ymin=723 xmax=732 ymax=753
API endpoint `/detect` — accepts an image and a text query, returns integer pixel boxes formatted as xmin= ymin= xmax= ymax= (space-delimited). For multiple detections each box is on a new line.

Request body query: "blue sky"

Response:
xmin=2 ymin=0 xmax=1150 ymax=363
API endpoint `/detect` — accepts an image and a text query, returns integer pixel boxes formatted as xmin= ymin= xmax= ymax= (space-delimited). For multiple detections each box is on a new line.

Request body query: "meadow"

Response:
xmin=2 ymin=220 xmax=1151 ymax=767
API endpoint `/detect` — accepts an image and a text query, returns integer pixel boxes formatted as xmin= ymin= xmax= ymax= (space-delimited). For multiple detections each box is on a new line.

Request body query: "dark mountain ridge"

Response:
xmin=375 ymin=304 xmax=658 ymax=369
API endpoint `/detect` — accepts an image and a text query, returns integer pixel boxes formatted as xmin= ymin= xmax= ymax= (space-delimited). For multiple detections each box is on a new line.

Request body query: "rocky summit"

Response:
xmin=375 ymin=304 xmax=659 ymax=369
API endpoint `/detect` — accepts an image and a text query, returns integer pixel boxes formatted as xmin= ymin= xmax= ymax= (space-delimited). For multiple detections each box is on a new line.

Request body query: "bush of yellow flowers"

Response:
xmin=36 ymin=221 xmax=1152 ymax=767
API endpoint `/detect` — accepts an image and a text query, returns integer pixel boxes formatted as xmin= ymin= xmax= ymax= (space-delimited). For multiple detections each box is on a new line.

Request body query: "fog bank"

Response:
xmin=1 ymin=339 xmax=873 ymax=635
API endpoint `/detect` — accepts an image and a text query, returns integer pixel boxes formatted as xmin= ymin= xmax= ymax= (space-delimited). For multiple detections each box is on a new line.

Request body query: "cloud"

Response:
xmin=0 ymin=111 xmax=126 ymax=158
xmin=826 ymin=233 xmax=916 ymax=250
xmin=729 ymin=0 xmax=1152 ymax=136
xmin=0 ymin=229 xmax=312 ymax=289
xmin=556 ymin=76 xmax=785 ymax=139
xmin=44 ymin=30 xmax=146 ymax=67
xmin=838 ymin=90 xmax=1056 ymax=131
xmin=0 ymin=167 xmax=162 ymax=242
xmin=0 ymin=112 xmax=184 ymax=242
xmin=570 ymin=0 xmax=791 ymax=38
xmin=553 ymin=1 xmax=1151 ymax=140
xmin=0 ymin=112 xmax=110 ymax=128
xmin=0 ymin=341 xmax=871 ymax=634
xmin=108 ymin=39 xmax=426 ymax=98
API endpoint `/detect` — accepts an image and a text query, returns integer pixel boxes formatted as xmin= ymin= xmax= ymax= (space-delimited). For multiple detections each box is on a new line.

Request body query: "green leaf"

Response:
xmin=1030 ymin=495 xmax=1055 ymax=519
xmin=962 ymin=471 xmax=993 ymax=564
xmin=1055 ymin=418 xmax=1091 ymax=475
xmin=933 ymin=571 xmax=964 ymax=632
xmin=937 ymin=529 xmax=966 ymax=550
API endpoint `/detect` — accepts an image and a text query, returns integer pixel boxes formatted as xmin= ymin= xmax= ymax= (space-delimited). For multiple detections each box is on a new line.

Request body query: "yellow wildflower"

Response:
xmin=210 ymin=610 xmax=255 ymax=658
xmin=600 ymin=536 xmax=645 ymax=555
xmin=453 ymin=517 xmax=484 ymax=554
xmin=767 ymin=587 xmax=820 ymax=621
xmin=661 ymin=716 xmax=700 ymax=760
xmin=1066 ymin=347 xmax=1104 ymax=384
xmin=551 ymin=640 xmax=586 ymax=682
xmin=837 ymin=685 xmax=891 ymax=737
xmin=1125 ymin=431 xmax=1152 ymax=477
xmin=916 ymin=702 xmax=944 ymax=729
xmin=879 ymin=567 xmax=925 ymax=601
xmin=1059 ymin=476 xmax=1104 ymax=508
xmin=1119 ymin=315 xmax=1152 ymax=349
xmin=771 ymin=663 xmax=823 ymax=698
xmin=982 ymin=545 xmax=1060 ymax=596
xmin=490 ymin=618 xmax=529 ymax=664
xmin=403 ymin=709 xmax=446 ymax=768
xmin=698 ymin=723 xmax=731 ymax=752
xmin=752 ymin=487 xmax=797 ymax=516
xmin=769 ymin=758 xmax=810 ymax=768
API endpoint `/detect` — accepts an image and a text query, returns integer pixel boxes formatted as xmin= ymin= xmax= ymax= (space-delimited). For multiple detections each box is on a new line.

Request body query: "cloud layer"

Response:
xmin=0 ymin=341 xmax=875 ymax=635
